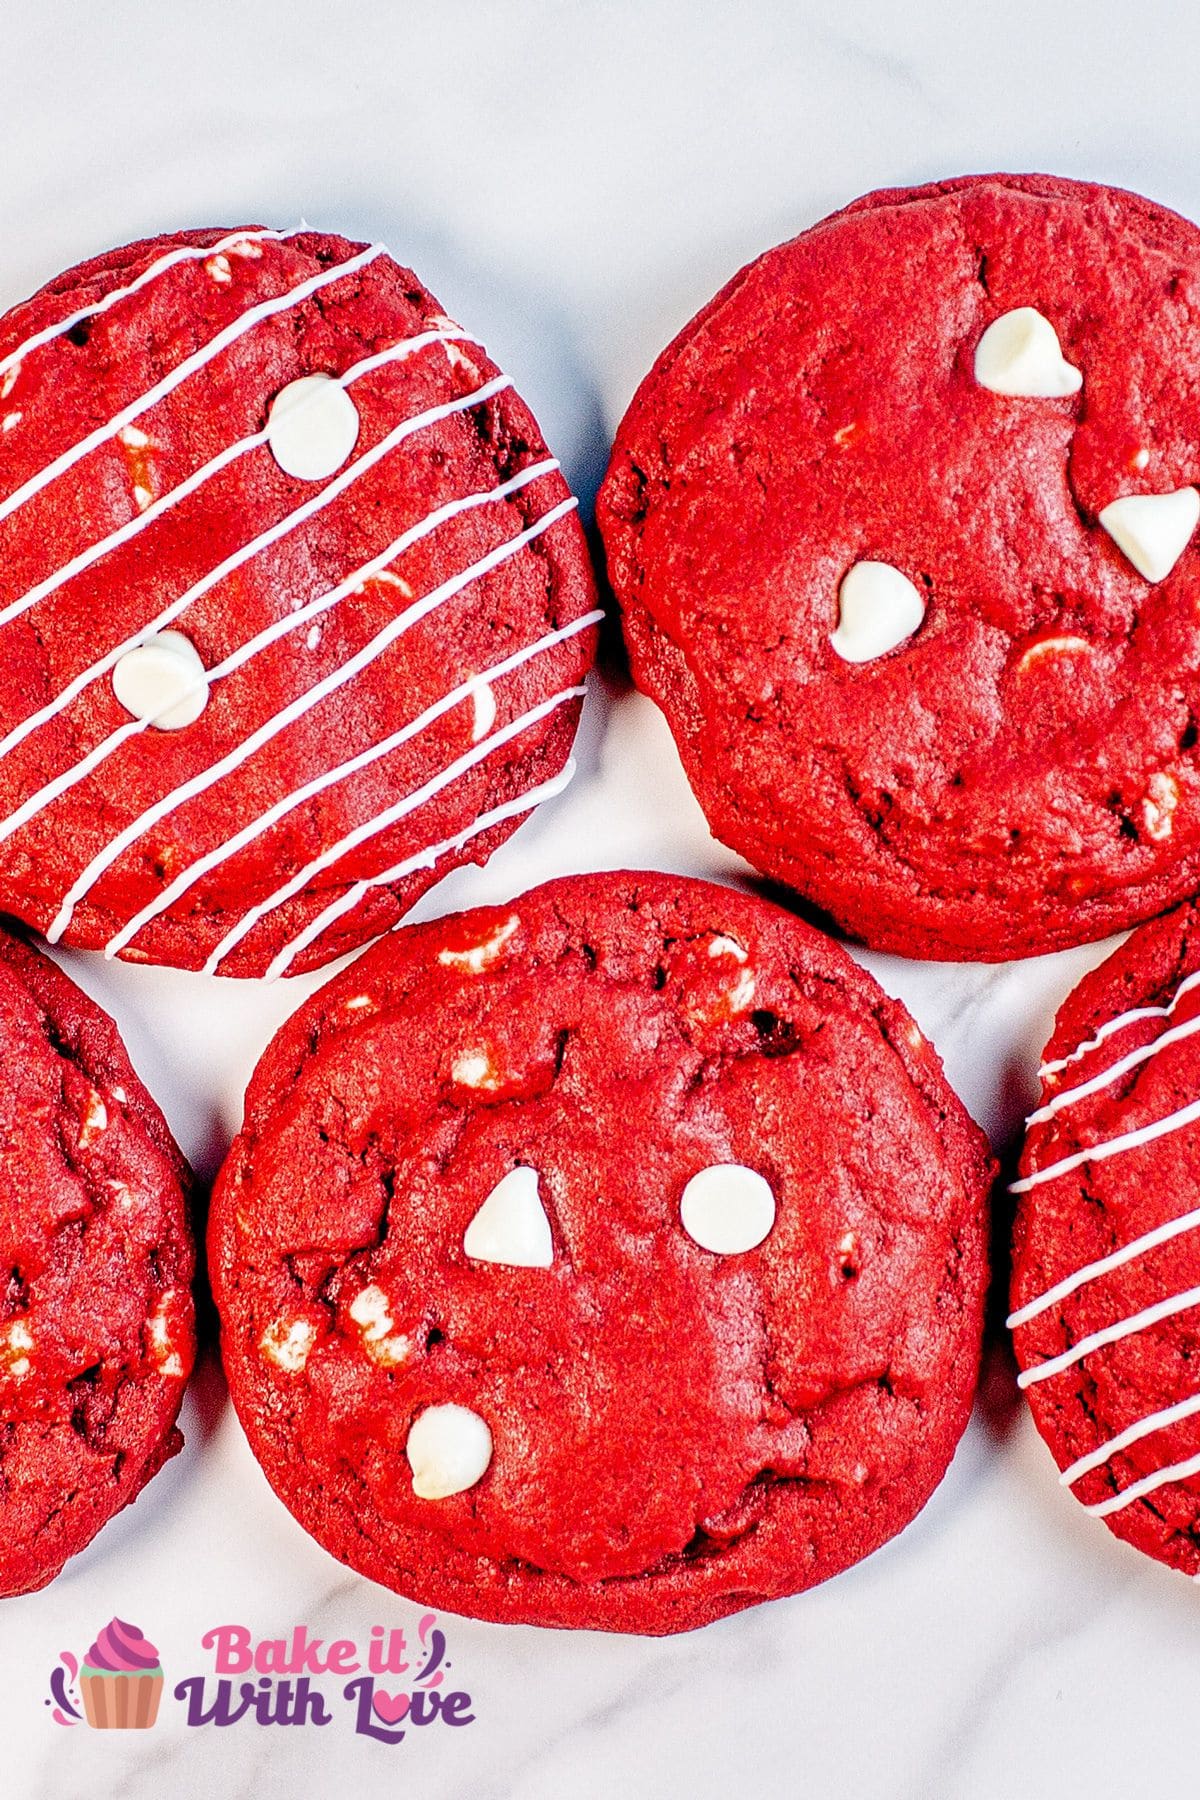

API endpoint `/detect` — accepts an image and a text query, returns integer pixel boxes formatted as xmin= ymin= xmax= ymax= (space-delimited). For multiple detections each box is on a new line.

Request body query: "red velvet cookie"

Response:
xmin=0 ymin=226 xmax=597 ymax=977
xmin=599 ymin=173 xmax=1200 ymax=961
xmin=1011 ymin=901 xmax=1200 ymax=1575
xmin=0 ymin=927 xmax=194 ymax=1597
xmin=210 ymin=871 xmax=991 ymax=1634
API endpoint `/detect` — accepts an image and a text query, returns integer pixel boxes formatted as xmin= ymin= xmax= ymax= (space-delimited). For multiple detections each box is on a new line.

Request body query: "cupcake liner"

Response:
xmin=81 ymin=1671 xmax=163 ymax=1729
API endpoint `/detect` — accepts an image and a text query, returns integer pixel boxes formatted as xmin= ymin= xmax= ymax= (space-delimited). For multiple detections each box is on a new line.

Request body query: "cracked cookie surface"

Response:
xmin=598 ymin=173 xmax=1200 ymax=960
xmin=211 ymin=870 xmax=991 ymax=1633
xmin=0 ymin=926 xmax=194 ymax=1597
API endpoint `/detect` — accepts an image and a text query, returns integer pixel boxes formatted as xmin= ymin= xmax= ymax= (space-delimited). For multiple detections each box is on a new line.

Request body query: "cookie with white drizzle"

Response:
xmin=599 ymin=173 xmax=1200 ymax=961
xmin=0 ymin=226 xmax=597 ymax=975
xmin=1011 ymin=899 xmax=1200 ymax=1575
xmin=0 ymin=924 xmax=194 ymax=1596
xmin=209 ymin=871 xmax=991 ymax=1635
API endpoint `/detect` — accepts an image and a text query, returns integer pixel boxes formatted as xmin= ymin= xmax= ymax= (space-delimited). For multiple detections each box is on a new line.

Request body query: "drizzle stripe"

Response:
xmin=1083 ymin=1447 xmax=1200 ymax=1518
xmin=252 ymin=701 xmax=583 ymax=981
xmin=1040 ymin=969 xmax=1200 ymax=1079
xmin=0 ymin=371 xmax=514 ymax=793
xmin=0 ymin=226 xmax=305 ymax=385
xmin=105 ymin=609 xmax=602 ymax=956
xmin=1008 ymin=1096 xmax=1200 ymax=1194
xmin=1060 ymin=1391 xmax=1200 ymax=1487
xmin=0 ymin=241 xmax=385 ymax=527
xmin=46 ymin=497 xmax=577 ymax=940
xmin=262 ymin=760 xmax=578 ymax=982
xmin=1028 ymin=1012 xmax=1200 ymax=1125
xmin=0 ymin=444 xmax=544 ymax=846
xmin=1008 ymin=1203 xmax=1200 ymax=1328
xmin=0 ymin=325 xmax=481 ymax=631
xmin=218 ymin=682 xmax=584 ymax=976
xmin=1016 ymin=1282 xmax=1200 ymax=1388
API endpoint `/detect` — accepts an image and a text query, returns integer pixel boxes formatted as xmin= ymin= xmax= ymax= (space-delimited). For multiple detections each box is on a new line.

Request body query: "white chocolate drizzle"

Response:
xmin=0 ymin=364 xmax=511 ymax=788
xmin=1059 ymin=1391 xmax=1200 ymax=1488
xmin=0 ymin=225 xmax=305 ymax=387
xmin=217 ymin=682 xmax=584 ymax=979
xmin=0 ymin=239 xmax=386 ymax=529
xmin=267 ymin=761 xmax=577 ymax=982
xmin=45 ymin=498 xmax=580 ymax=944
xmin=1008 ymin=1095 xmax=1200 ymax=1195
xmin=1017 ymin=1281 xmax=1200 ymax=1389
xmin=1026 ymin=1011 xmax=1200 ymax=1126
xmin=1011 ymin=954 xmax=1200 ymax=1528
xmin=106 ymin=610 xmax=600 ymax=957
xmin=0 ymin=324 xmax=481 ymax=635
xmin=0 ymin=229 xmax=592 ymax=974
xmin=1040 ymin=969 xmax=1200 ymax=1079
xmin=1008 ymin=1203 xmax=1200 ymax=1330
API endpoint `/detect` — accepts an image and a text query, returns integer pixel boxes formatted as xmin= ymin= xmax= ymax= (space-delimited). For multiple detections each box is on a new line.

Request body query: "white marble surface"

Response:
xmin=5 ymin=2 xmax=1200 ymax=1794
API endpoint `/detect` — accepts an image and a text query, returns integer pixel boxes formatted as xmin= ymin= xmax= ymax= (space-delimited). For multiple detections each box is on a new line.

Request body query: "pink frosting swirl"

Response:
xmin=83 ymin=1618 xmax=160 ymax=1672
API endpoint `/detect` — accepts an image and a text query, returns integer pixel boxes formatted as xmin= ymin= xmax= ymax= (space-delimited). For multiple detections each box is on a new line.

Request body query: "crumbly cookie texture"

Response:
xmin=211 ymin=871 xmax=992 ymax=1635
xmin=1012 ymin=899 xmax=1200 ymax=1575
xmin=599 ymin=173 xmax=1200 ymax=961
xmin=0 ymin=227 xmax=596 ymax=976
xmin=0 ymin=927 xmax=194 ymax=1597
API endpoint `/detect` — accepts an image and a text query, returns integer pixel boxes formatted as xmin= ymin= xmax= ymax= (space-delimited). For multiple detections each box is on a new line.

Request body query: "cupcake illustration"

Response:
xmin=79 ymin=1619 xmax=163 ymax=1729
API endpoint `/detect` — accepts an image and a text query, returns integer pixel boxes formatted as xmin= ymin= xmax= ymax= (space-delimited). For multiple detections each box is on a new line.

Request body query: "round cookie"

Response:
xmin=1011 ymin=900 xmax=1200 ymax=1575
xmin=210 ymin=871 xmax=992 ymax=1634
xmin=599 ymin=173 xmax=1200 ymax=961
xmin=0 ymin=226 xmax=597 ymax=976
xmin=0 ymin=927 xmax=194 ymax=1597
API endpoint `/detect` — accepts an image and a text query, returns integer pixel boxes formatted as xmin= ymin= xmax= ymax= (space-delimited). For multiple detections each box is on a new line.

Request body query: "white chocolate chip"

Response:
xmin=452 ymin=1049 xmax=501 ymax=1090
xmin=464 ymin=1167 xmax=553 ymax=1268
xmin=306 ymin=625 xmax=321 ymax=651
xmin=1099 ymin=487 xmax=1200 ymax=582
xmin=470 ymin=681 xmax=497 ymax=743
xmin=112 ymin=630 xmax=209 ymax=729
xmin=267 ymin=374 xmax=360 ymax=481
xmin=831 ymin=562 xmax=926 ymax=664
xmin=438 ymin=916 xmax=518 ymax=975
xmin=260 ymin=1315 xmax=317 ymax=1373
xmin=349 ymin=1284 xmax=393 ymax=1339
xmin=1016 ymin=634 xmax=1091 ymax=673
xmin=0 ymin=364 xmax=20 ymax=400
xmin=206 ymin=254 xmax=233 ymax=285
xmin=118 ymin=425 xmax=151 ymax=450
xmin=147 ymin=1292 xmax=184 ymax=1377
xmin=77 ymin=1089 xmax=108 ymax=1148
xmin=443 ymin=341 xmax=480 ymax=379
xmin=1 ymin=1318 xmax=33 ymax=1378
xmin=708 ymin=935 xmax=748 ymax=963
xmin=2 ymin=411 xmax=21 ymax=432
xmin=363 ymin=568 xmax=415 ymax=599
xmin=973 ymin=308 xmax=1082 ymax=398
xmin=348 ymin=1284 xmax=411 ymax=1365
xmin=1143 ymin=772 xmax=1180 ymax=840
xmin=726 ymin=967 xmax=757 ymax=1013
xmin=680 ymin=1164 xmax=776 ymax=1255
xmin=406 ymin=1402 xmax=493 ymax=1499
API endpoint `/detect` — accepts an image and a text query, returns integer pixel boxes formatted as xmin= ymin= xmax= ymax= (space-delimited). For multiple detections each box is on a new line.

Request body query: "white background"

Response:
xmin=4 ymin=3 xmax=1200 ymax=1795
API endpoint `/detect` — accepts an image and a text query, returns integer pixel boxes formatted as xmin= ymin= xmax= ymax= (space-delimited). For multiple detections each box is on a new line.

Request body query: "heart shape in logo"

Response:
xmin=372 ymin=1689 xmax=411 ymax=1726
